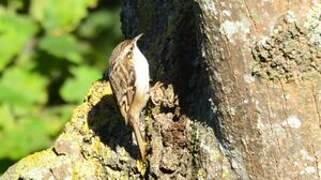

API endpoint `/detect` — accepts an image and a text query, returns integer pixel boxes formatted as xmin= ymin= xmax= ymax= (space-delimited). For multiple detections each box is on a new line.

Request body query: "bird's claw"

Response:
xmin=150 ymin=82 xmax=164 ymax=105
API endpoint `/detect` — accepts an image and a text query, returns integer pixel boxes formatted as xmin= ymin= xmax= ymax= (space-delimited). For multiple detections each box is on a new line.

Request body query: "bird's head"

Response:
xmin=108 ymin=33 xmax=143 ymax=68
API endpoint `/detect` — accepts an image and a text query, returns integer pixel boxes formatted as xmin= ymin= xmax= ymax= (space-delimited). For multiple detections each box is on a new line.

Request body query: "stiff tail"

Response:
xmin=129 ymin=115 xmax=147 ymax=161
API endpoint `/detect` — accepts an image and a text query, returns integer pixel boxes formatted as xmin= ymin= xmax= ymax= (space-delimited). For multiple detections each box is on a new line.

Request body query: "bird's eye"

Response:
xmin=126 ymin=52 xmax=132 ymax=59
xmin=130 ymin=46 xmax=134 ymax=51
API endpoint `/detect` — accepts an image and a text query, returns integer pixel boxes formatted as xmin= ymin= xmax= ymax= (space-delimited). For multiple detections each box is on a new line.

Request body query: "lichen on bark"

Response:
xmin=2 ymin=79 xmax=232 ymax=179
xmin=2 ymin=81 xmax=142 ymax=179
xmin=7 ymin=1 xmax=321 ymax=179
xmin=252 ymin=12 xmax=321 ymax=81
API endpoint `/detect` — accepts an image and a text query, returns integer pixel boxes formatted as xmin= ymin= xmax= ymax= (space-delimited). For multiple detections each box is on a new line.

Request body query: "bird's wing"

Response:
xmin=108 ymin=56 xmax=136 ymax=124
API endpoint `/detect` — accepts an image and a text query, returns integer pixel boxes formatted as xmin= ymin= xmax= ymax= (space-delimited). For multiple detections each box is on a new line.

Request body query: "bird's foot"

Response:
xmin=149 ymin=81 xmax=164 ymax=106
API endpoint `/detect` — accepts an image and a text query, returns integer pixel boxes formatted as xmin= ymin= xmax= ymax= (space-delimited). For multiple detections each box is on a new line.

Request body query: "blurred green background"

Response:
xmin=0 ymin=0 xmax=122 ymax=173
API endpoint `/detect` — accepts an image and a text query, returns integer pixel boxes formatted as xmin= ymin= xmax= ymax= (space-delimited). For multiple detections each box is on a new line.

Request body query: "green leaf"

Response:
xmin=0 ymin=105 xmax=15 ymax=132
xmin=77 ymin=8 xmax=122 ymax=68
xmin=77 ymin=10 xmax=114 ymax=39
xmin=30 ymin=0 xmax=98 ymax=34
xmin=0 ymin=8 xmax=38 ymax=71
xmin=0 ymin=104 xmax=73 ymax=160
xmin=60 ymin=66 xmax=101 ymax=103
xmin=7 ymin=0 xmax=24 ymax=11
xmin=0 ymin=67 xmax=47 ymax=106
xmin=40 ymin=105 xmax=74 ymax=135
xmin=0 ymin=109 xmax=51 ymax=159
xmin=39 ymin=34 xmax=86 ymax=63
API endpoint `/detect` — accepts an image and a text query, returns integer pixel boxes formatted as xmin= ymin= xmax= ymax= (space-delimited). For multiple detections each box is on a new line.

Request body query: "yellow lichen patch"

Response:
xmin=17 ymin=150 xmax=57 ymax=168
xmin=197 ymin=168 xmax=206 ymax=180
xmin=104 ymin=82 xmax=113 ymax=95
xmin=1 ymin=150 xmax=58 ymax=179
xmin=90 ymin=136 xmax=112 ymax=159
xmin=86 ymin=81 xmax=112 ymax=105
xmin=136 ymin=159 xmax=147 ymax=176
xmin=118 ymin=147 xmax=129 ymax=162
xmin=222 ymin=165 xmax=231 ymax=179
xmin=72 ymin=159 xmax=106 ymax=179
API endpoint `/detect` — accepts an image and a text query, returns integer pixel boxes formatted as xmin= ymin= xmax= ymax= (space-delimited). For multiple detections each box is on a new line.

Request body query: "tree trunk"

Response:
xmin=3 ymin=1 xmax=321 ymax=179
xmin=122 ymin=0 xmax=321 ymax=179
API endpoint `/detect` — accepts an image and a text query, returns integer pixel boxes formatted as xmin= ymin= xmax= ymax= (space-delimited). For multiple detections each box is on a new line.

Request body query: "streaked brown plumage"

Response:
xmin=108 ymin=34 xmax=150 ymax=161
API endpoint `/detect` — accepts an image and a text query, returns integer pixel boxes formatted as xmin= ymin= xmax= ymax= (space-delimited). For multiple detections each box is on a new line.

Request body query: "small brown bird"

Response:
xmin=108 ymin=34 xmax=150 ymax=160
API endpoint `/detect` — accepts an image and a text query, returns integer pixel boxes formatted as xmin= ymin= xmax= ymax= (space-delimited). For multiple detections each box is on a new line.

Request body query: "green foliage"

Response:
xmin=61 ymin=66 xmax=101 ymax=103
xmin=0 ymin=0 xmax=122 ymax=173
xmin=31 ymin=0 xmax=97 ymax=34
xmin=39 ymin=34 xmax=86 ymax=63
xmin=0 ymin=67 xmax=47 ymax=106
xmin=0 ymin=8 xmax=38 ymax=70
xmin=0 ymin=105 xmax=50 ymax=159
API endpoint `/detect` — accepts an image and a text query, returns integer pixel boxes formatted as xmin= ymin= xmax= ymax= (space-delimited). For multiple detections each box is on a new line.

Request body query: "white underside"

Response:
xmin=133 ymin=45 xmax=150 ymax=95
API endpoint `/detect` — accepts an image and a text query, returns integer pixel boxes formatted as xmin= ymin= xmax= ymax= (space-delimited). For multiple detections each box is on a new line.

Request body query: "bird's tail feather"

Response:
xmin=129 ymin=115 xmax=147 ymax=161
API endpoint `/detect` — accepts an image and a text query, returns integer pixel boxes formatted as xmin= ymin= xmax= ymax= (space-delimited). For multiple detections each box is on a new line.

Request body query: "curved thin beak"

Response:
xmin=133 ymin=33 xmax=144 ymax=43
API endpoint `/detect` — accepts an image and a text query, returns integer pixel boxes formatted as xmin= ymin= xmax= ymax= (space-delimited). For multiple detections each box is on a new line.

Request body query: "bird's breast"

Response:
xmin=133 ymin=46 xmax=150 ymax=95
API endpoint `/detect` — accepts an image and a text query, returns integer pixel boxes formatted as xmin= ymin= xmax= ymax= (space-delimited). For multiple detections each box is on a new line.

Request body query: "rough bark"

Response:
xmin=2 ymin=81 xmax=231 ymax=179
xmin=122 ymin=0 xmax=321 ymax=179
xmin=3 ymin=0 xmax=321 ymax=179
